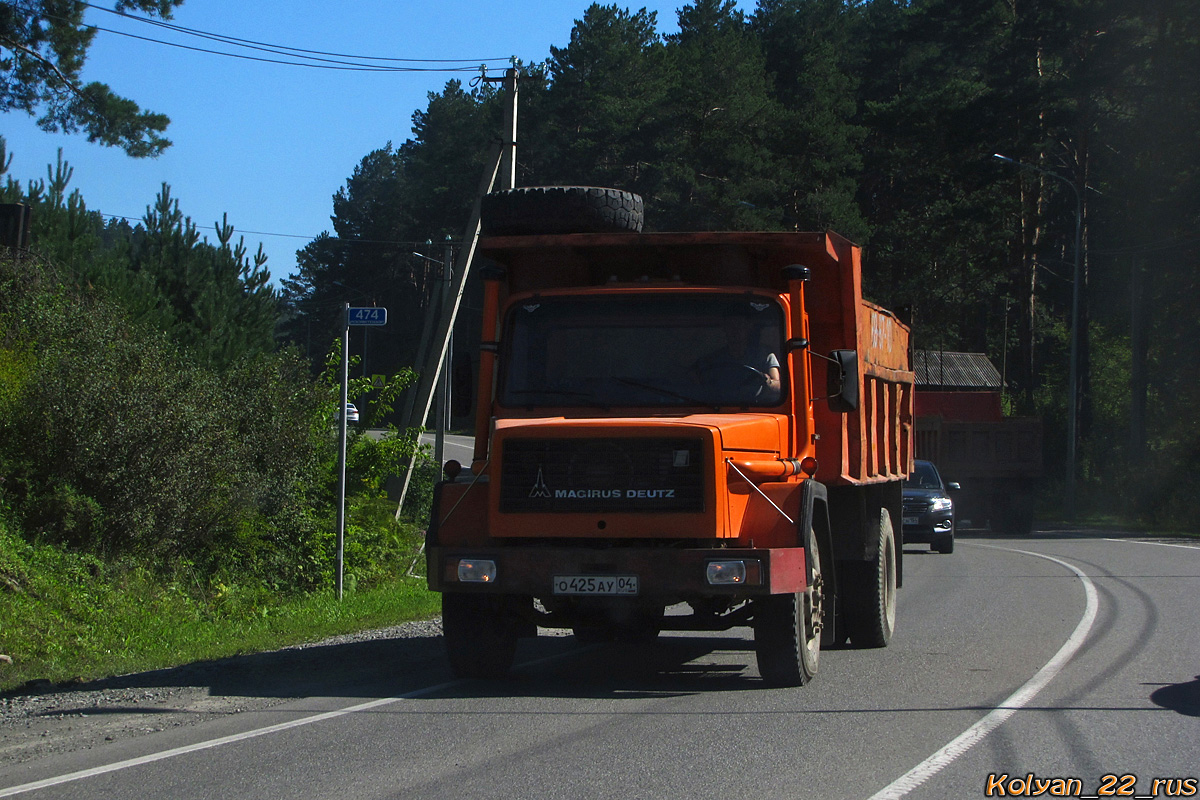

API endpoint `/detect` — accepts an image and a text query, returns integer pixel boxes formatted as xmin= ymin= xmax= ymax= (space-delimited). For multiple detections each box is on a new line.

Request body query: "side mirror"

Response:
xmin=827 ymin=349 xmax=859 ymax=412
xmin=947 ymin=482 xmax=961 ymax=491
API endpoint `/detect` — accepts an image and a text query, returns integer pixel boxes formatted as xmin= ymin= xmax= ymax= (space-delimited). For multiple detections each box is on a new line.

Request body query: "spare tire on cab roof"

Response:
xmin=480 ymin=186 xmax=644 ymax=236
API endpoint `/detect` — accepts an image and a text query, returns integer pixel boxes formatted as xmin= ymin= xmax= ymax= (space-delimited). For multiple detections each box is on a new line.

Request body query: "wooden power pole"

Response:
xmin=395 ymin=67 xmax=519 ymax=518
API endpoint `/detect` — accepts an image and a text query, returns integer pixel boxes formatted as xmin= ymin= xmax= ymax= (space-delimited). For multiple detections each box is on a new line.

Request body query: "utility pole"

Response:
xmin=394 ymin=67 xmax=520 ymax=519
xmin=435 ymin=242 xmax=454 ymax=469
xmin=399 ymin=242 xmax=456 ymax=511
xmin=497 ymin=66 xmax=518 ymax=190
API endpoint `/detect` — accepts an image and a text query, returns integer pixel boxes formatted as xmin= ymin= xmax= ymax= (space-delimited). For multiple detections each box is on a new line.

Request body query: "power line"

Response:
xmin=29 ymin=3 xmax=512 ymax=73
xmin=78 ymin=25 xmax=486 ymax=72
xmin=97 ymin=211 xmax=441 ymax=248
xmin=84 ymin=3 xmax=509 ymax=66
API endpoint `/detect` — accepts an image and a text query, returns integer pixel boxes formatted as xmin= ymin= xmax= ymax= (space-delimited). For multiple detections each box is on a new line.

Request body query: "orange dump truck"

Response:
xmin=427 ymin=187 xmax=913 ymax=686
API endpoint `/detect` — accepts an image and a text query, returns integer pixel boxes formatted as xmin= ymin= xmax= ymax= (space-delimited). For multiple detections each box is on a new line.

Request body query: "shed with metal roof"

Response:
xmin=912 ymin=351 xmax=1002 ymax=391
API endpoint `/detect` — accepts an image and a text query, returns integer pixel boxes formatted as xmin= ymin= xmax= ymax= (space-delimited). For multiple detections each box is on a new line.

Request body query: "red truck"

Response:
xmin=427 ymin=187 xmax=913 ymax=686
xmin=912 ymin=350 xmax=1042 ymax=534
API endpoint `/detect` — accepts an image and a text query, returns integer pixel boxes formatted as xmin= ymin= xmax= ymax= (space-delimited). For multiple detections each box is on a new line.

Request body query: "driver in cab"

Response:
xmin=692 ymin=314 xmax=782 ymax=403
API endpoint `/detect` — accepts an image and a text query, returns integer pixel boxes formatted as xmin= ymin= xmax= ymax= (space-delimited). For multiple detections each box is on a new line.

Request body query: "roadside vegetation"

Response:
xmin=3 ymin=0 xmax=1198 ymax=691
xmin=0 ymin=150 xmax=442 ymax=693
xmin=0 ymin=521 xmax=438 ymax=691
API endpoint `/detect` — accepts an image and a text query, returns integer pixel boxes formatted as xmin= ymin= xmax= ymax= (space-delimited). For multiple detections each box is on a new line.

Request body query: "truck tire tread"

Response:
xmin=754 ymin=532 xmax=822 ymax=686
xmin=842 ymin=509 xmax=897 ymax=648
xmin=481 ymin=186 xmax=645 ymax=236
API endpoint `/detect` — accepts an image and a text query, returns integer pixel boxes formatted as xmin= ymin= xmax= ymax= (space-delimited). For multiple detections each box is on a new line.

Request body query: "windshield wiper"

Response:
xmin=612 ymin=377 xmax=719 ymax=411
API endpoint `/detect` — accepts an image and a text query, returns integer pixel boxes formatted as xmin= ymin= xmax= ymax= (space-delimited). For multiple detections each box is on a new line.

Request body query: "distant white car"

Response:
xmin=341 ymin=403 xmax=359 ymax=423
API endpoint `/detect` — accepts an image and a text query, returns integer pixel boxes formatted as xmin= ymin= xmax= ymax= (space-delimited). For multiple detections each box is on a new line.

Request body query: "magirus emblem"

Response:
xmin=528 ymin=466 xmax=552 ymax=499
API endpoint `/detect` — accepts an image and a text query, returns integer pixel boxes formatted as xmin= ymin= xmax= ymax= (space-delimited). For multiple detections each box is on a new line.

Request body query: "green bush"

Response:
xmin=0 ymin=255 xmax=329 ymax=583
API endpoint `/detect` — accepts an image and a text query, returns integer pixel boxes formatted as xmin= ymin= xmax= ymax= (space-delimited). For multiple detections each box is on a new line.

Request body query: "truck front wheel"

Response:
xmin=442 ymin=593 xmax=522 ymax=679
xmin=754 ymin=533 xmax=823 ymax=686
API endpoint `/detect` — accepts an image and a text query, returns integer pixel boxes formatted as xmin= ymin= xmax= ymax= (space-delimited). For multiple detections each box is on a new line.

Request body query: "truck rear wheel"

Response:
xmin=842 ymin=509 xmax=897 ymax=648
xmin=480 ymin=186 xmax=645 ymax=235
xmin=442 ymin=593 xmax=521 ymax=679
xmin=754 ymin=533 xmax=823 ymax=686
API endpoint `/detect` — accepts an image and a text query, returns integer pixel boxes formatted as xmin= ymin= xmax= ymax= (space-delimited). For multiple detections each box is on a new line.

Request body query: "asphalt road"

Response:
xmin=417 ymin=432 xmax=475 ymax=467
xmin=2 ymin=529 xmax=1197 ymax=800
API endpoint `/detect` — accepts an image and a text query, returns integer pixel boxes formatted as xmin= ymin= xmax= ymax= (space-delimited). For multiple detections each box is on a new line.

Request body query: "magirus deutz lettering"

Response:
xmin=550 ymin=488 xmax=676 ymax=499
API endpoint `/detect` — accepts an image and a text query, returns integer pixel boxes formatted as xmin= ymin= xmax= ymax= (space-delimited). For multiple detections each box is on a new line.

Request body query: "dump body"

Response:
xmin=428 ymin=226 xmax=913 ymax=683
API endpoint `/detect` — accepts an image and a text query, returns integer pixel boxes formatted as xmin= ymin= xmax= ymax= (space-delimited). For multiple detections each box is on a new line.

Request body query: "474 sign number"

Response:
xmin=347 ymin=307 xmax=387 ymax=326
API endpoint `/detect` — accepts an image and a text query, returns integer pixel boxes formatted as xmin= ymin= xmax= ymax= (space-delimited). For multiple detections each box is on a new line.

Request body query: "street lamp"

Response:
xmin=993 ymin=153 xmax=1084 ymax=520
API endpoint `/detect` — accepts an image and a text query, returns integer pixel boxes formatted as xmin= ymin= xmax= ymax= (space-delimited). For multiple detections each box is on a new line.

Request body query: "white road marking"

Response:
xmin=0 ymin=683 xmax=455 ymax=798
xmin=0 ymin=645 xmax=579 ymax=798
xmin=865 ymin=544 xmax=1099 ymax=800
xmin=1103 ymin=537 xmax=1200 ymax=550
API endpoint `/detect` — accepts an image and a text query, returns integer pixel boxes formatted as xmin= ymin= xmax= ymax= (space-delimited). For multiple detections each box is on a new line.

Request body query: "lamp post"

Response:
xmin=994 ymin=153 xmax=1083 ymax=520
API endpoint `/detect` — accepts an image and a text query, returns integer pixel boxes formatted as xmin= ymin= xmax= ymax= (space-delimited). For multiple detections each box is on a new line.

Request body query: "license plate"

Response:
xmin=552 ymin=575 xmax=639 ymax=596
xmin=903 ymin=516 xmax=919 ymax=526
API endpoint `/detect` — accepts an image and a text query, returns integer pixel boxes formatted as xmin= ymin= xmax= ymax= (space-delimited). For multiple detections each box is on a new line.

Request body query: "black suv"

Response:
xmin=902 ymin=460 xmax=959 ymax=554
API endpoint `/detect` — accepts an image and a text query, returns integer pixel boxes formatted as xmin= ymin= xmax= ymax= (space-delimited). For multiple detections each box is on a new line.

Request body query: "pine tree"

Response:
xmin=654 ymin=0 xmax=784 ymax=230
xmin=0 ymin=1 xmax=182 ymax=157
xmin=540 ymin=4 xmax=674 ymax=197
xmin=751 ymin=0 xmax=868 ymax=239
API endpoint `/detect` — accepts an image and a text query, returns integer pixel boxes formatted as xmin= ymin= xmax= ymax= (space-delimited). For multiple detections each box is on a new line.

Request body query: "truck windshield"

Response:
xmin=499 ymin=293 xmax=787 ymax=409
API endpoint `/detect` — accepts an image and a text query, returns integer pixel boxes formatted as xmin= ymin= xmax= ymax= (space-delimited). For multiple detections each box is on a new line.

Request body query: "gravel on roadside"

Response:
xmin=0 ymin=618 xmax=445 ymax=765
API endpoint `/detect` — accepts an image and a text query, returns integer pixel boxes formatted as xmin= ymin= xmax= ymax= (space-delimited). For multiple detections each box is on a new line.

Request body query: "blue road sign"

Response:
xmin=347 ymin=307 xmax=387 ymax=326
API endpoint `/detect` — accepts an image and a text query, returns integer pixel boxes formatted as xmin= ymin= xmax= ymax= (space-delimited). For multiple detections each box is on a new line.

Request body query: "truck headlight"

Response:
xmin=457 ymin=559 xmax=497 ymax=583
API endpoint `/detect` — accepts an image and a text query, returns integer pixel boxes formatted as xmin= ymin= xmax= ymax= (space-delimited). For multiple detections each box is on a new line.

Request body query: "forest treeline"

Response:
xmin=2 ymin=0 xmax=1197 ymax=592
xmin=283 ymin=0 xmax=1199 ymax=527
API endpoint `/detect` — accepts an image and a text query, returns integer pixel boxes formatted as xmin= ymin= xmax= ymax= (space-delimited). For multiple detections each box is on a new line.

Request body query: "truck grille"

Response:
xmin=500 ymin=437 xmax=705 ymax=513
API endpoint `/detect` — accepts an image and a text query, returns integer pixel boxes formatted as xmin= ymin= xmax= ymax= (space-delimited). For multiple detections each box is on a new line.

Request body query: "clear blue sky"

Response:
xmin=3 ymin=1 xmax=750 ymax=287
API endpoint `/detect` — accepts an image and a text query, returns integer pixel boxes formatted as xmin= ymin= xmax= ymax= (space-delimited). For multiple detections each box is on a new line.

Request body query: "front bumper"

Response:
xmin=901 ymin=511 xmax=954 ymax=543
xmin=428 ymin=545 xmax=807 ymax=598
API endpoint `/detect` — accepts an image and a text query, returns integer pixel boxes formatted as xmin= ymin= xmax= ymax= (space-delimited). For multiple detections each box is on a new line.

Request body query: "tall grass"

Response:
xmin=0 ymin=524 xmax=439 ymax=693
